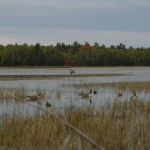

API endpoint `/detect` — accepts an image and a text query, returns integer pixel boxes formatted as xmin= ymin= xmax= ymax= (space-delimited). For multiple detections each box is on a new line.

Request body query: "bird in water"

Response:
xmin=93 ymin=90 xmax=97 ymax=95
xmin=46 ymin=101 xmax=51 ymax=107
xmin=25 ymin=92 xmax=41 ymax=102
xmin=80 ymin=89 xmax=92 ymax=98
xmin=69 ymin=69 xmax=75 ymax=75
xmin=79 ymin=89 xmax=94 ymax=102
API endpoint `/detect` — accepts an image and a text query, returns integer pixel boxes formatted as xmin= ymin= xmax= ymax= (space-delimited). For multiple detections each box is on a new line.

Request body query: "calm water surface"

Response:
xmin=0 ymin=67 xmax=150 ymax=116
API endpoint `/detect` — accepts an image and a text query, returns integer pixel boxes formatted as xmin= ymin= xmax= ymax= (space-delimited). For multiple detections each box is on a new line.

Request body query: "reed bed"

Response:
xmin=64 ymin=81 xmax=150 ymax=91
xmin=0 ymin=74 xmax=126 ymax=80
xmin=0 ymin=88 xmax=46 ymax=101
xmin=0 ymin=98 xmax=149 ymax=150
xmin=0 ymin=88 xmax=27 ymax=101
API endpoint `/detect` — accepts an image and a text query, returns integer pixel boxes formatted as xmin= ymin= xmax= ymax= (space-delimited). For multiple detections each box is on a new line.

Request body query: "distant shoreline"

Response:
xmin=0 ymin=66 xmax=149 ymax=69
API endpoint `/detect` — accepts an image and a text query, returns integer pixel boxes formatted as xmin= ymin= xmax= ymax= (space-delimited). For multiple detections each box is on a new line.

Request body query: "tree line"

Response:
xmin=0 ymin=42 xmax=150 ymax=66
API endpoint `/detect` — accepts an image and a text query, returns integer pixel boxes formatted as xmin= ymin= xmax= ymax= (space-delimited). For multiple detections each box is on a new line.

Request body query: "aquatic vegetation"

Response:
xmin=64 ymin=81 xmax=150 ymax=91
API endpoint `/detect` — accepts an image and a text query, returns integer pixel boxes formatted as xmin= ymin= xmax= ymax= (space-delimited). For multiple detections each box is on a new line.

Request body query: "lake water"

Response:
xmin=0 ymin=67 xmax=150 ymax=116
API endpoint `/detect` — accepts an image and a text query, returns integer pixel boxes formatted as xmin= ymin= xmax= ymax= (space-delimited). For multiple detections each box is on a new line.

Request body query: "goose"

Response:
xmin=80 ymin=89 xmax=92 ymax=98
xmin=78 ymin=91 xmax=84 ymax=96
xmin=129 ymin=91 xmax=138 ymax=112
xmin=46 ymin=101 xmax=51 ymax=107
xmin=69 ymin=69 xmax=75 ymax=75
xmin=80 ymin=89 xmax=93 ymax=102
xmin=25 ymin=92 xmax=41 ymax=102
xmin=130 ymin=91 xmax=138 ymax=102
xmin=114 ymin=92 xmax=123 ymax=105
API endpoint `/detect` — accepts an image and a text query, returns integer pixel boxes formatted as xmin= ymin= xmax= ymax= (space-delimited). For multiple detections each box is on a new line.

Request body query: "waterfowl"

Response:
xmin=93 ymin=90 xmax=97 ymax=95
xmin=25 ymin=92 xmax=41 ymax=102
xmin=78 ymin=91 xmax=84 ymax=96
xmin=130 ymin=91 xmax=138 ymax=102
xmin=79 ymin=89 xmax=93 ymax=102
xmin=114 ymin=92 xmax=123 ymax=105
xmin=117 ymin=92 xmax=122 ymax=97
xmin=129 ymin=91 xmax=138 ymax=116
xmin=80 ymin=89 xmax=92 ymax=99
xmin=69 ymin=69 xmax=75 ymax=75
xmin=46 ymin=101 xmax=51 ymax=107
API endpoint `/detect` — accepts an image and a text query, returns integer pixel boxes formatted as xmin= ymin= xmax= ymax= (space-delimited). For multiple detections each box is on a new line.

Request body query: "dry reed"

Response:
xmin=0 ymin=98 xmax=149 ymax=150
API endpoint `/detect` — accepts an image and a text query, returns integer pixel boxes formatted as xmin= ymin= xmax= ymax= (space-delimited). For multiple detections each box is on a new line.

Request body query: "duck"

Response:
xmin=46 ymin=101 xmax=51 ymax=107
xmin=25 ymin=92 xmax=41 ymax=102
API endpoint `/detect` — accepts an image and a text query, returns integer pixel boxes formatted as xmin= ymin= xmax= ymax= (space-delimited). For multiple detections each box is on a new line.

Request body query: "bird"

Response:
xmin=78 ymin=91 xmax=84 ymax=96
xmin=69 ymin=69 xmax=75 ymax=75
xmin=25 ymin=92 xmax=41 ymax=102
xmin=129 ymin=91 xmax=138 ymax=113
xmin=114 ymin=92 xmax=123 ymax=105
xmin=80 ymin=89 xmax=92 ymax=98
xmin=46 ymin=101 xmax=51 ymax=107
xmin=130 ymin=91 xmax=138 ymax=102
xmin=117 ymin=92 xmax=122 ymax=97
xmin=80 ymin=89 xmax=93 ymax=102
xmin=93 ymin=90 xmax=97 ymax=95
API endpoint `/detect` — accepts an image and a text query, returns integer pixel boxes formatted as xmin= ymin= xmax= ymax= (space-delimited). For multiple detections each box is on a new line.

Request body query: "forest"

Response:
xmin=0 ymin=41 xmax=150 ymax=66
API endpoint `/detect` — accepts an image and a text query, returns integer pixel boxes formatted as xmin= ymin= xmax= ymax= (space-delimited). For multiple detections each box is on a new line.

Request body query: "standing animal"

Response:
xmin=130 ymin=91 xmax=138 ymax=102
xmin=129 ymin=91 xmax=138 ymax=115
xmin=46 ymin=101 xmax=51 ymax=107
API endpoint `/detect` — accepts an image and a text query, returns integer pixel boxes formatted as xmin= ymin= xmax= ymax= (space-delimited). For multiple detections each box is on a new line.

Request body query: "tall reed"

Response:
xmin=0 ymin=99 xmax=149 ymax=149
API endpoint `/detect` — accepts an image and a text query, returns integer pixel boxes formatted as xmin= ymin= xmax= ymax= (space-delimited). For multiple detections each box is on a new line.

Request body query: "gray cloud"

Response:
xmin=0 ymin=0 xmax=150 ymax=46
xmin=0 ymin=26 xmax=150 ymax=47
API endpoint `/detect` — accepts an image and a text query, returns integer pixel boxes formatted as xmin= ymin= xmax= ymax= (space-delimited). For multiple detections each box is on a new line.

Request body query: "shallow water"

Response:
xmin=0 ymin=67 xmax=150 ymax=116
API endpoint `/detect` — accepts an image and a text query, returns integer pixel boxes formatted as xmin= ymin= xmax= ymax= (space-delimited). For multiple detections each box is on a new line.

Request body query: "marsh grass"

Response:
xmin=0 ymin=88 xmax=47 ymax=102
xmin=0 ymin=78 xmax=150 ymax=149
xmin=0 ymin=88 xmax=27 ymax=101
xmin=0 ymin=98 xmax=149 ymax=150
xmin=64 ymin=81 xmax=150 ymax=91
xmin=0 ymin=74 xmax=126 ymax=80
xmin=100 ymin=82 xmax=150 ymax=91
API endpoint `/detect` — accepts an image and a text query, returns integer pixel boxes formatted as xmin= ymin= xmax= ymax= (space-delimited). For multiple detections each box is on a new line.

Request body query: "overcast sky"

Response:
xmin=0 ymin=0 xmax=150 ymax=47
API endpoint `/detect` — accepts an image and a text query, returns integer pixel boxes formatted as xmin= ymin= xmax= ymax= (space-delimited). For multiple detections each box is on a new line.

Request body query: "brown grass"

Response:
xmin=0 ymin=99 xmax=149 ymax=150
xmin=65 ymin=81 xmax=150 ymax=91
